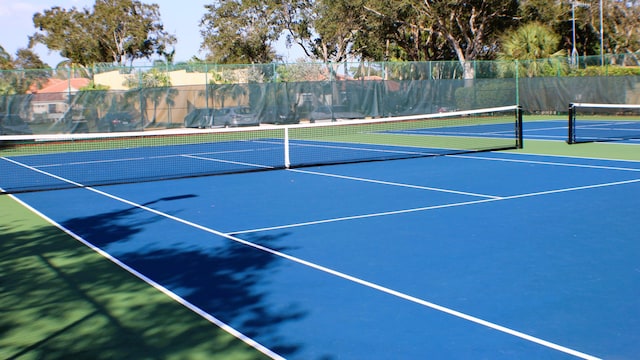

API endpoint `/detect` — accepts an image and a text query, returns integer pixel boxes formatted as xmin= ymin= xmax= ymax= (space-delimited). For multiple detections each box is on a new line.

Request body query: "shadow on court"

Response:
xmin=0 ymin=194 xmax=280 ymax=359
xmin=58 ymin=193 xmax=306 ymax=356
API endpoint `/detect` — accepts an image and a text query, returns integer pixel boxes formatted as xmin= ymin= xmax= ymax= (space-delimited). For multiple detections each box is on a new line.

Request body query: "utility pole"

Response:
xmin=570 ymin=1 xmax=590 ymax=68
xmin=599 ymin=0 xmax=604 ymax=67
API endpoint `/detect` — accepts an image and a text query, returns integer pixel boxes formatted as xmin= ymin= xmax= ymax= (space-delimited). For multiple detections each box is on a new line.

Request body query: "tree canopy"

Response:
xmin=30 ymin=0 xmax=175 ymax=67
xmin=0 ymin=46 xmax=50 ymax=95
xmin=199 ymin=1 xmax=280 ymax=64
xmin=497 ymin=22 xmax=567 ymax=77
xmin=0 ymin=0 xmax=637 ymax=70
xmin=360 ymin=0 xmax=520 ymax=78
xmin=197 ymin=0 xmax=639 ymax=69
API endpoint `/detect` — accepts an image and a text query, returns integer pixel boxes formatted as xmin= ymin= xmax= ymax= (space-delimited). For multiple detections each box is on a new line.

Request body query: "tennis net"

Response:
xmin=0 ymin=105 xmax=522 ymax=193
xmin=568 ymin=103 xmax=640 ymax=144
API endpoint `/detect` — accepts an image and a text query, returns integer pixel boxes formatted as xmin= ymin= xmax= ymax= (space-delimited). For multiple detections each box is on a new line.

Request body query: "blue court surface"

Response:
xmin=8 ymin=141 xmax=640 ymax=359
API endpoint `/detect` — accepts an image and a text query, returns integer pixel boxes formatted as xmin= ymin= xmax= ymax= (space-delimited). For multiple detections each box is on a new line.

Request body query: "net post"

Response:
xmin=567 ymin=103 xmax=576 ymax=144
xmin=516 ymin=106 xmax=524 ymax=149
xmin=284 ymin=127 xmax=291 ymax=169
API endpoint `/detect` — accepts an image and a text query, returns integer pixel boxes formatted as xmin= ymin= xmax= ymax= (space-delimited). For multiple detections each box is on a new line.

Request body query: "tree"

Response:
xmin=523 ymin=0 xmax=640 ymax=63
xmin=0 ymin=47 xmax=49 ymax=94
xmin=604 ymin=0 xmax=640 ymax=64
xmin=362 ymin=1 xmax=441 ymax=62
xmin=14 ymin=49 xmax=48 ymax=71
xmin=497 ymin=22 xmax=567 ymax=77
xmin=413 ymin=0 xmax=520 ymax=79
xmin=278 ymin=0 xmax=426 ymax=65
xmin=279 ymin=0 xmax=368 ymax=63
xmin=517 ymin=0 xmax=580 ymax=56
xmin=0 ymin=46 xmax=14 ymax=70
xmin=200 ymin=1 xmax=280 ymax=64
xmin=360 ymin=0 xmax=519 ymax=78
xmin=0 ymin=46 xmax=15 ymax=94
xmin=31 ymin=0 xmax=176 ymax=66
xmin=518 ymin=0 xmax=568 ymax=28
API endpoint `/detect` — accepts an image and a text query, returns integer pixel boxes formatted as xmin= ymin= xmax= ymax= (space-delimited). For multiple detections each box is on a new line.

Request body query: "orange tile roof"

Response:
xmin=30 ymin=78 xmax=91 ymax=94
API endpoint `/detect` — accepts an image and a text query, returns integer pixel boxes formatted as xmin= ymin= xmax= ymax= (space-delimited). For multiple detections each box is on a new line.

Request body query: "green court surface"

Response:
xmin=508 ymin=138 xmax=640 ymax=161
xmin=0 ymin=196 xmax=270 ymax=360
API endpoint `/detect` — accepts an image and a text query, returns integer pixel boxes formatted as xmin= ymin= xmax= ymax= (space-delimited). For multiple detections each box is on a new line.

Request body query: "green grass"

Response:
xmin=0 ymin=195 xmax=270 ymax=360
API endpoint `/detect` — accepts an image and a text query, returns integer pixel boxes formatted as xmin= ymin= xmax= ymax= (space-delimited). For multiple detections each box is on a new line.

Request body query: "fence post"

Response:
xmin=205 ymin=62 xmax=208 ymax=109
xmin=515 ymin=60 xmax=520 ymax=106
xmin=67 ymin=66 xmax=72 ymax=108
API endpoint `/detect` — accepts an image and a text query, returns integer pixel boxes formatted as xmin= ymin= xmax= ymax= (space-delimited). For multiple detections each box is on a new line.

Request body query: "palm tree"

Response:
xmin=497 ymin=22 xmax=568 ymax=77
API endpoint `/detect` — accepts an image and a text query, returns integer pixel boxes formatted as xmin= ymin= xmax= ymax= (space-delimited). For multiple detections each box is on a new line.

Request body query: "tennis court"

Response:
xmin=2 ymin=109 xmax=639 ymax=359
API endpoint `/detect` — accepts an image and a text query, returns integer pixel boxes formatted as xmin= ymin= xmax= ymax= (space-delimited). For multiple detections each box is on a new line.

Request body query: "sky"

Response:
xmin=0 ymin=0 xmax=302 ymax=67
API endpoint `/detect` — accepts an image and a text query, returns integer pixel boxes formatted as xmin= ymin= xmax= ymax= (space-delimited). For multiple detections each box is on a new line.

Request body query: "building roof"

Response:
xmin=30 ymin=78 xmax=91 ymax=94
xmin=30 ymin=78 xmax=91 ymax=103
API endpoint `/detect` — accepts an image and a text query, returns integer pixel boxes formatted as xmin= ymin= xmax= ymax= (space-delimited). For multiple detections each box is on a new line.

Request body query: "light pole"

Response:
xmin=599 ymin=0 xmax=604 ymax=66
xmin=570 ymin=1 xmax=589 ymax=67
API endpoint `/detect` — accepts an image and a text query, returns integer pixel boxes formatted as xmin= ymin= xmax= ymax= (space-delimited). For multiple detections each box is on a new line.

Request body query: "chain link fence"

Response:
xmin=1 ymin=54 xmax=639 ymax=134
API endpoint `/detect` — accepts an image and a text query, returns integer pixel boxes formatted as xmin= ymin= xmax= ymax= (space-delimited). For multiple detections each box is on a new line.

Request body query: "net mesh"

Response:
xmin=568 ymin=103 xmax=640 ymax=144
xmin=1 ymin=106 xmax=522 ymax=193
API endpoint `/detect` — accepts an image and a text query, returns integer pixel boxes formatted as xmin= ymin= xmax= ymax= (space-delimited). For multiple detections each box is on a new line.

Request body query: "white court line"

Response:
xmin=576 ymin=121 xmax=638 ymax=129
xmin=230 ymin=197 xmax=499 ymax=235
xmin=33 ymin=147 xmax=281 ymax=168
xmin=290 ymin=168 xmax=502 ymax=199
xmin=385 ymin=130 xmax=514 ymax=137
xmin=230 ymin=175 xmax=640 ymax=235
xmin=453 ymin=153 xmax=640 ymax=172
xmin=523 ymin=125 xmax=568 ymax=132
xmin=181 ymin=154 xmax=276 ymax=169
xmin=259 ymin=137 xmax=505 ymax=158
xmin=229 ymin=154 xmax=640 ymax=235
xmin=258 ymin=138 xmax=435 ymax=156
xmin=2 ymin=161 xmax=284 ymax=360
xmin=5 ymin=156 xmax=602 ymax=360
xmin=522 ymin=135 xmax=568 ymax=140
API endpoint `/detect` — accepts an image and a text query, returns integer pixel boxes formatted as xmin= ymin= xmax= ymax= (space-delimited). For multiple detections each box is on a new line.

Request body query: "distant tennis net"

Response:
xmin=568 ymin=103 xmax=640 ymax=144
xmin=0 ymin=105 xmax=522 ymax=193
